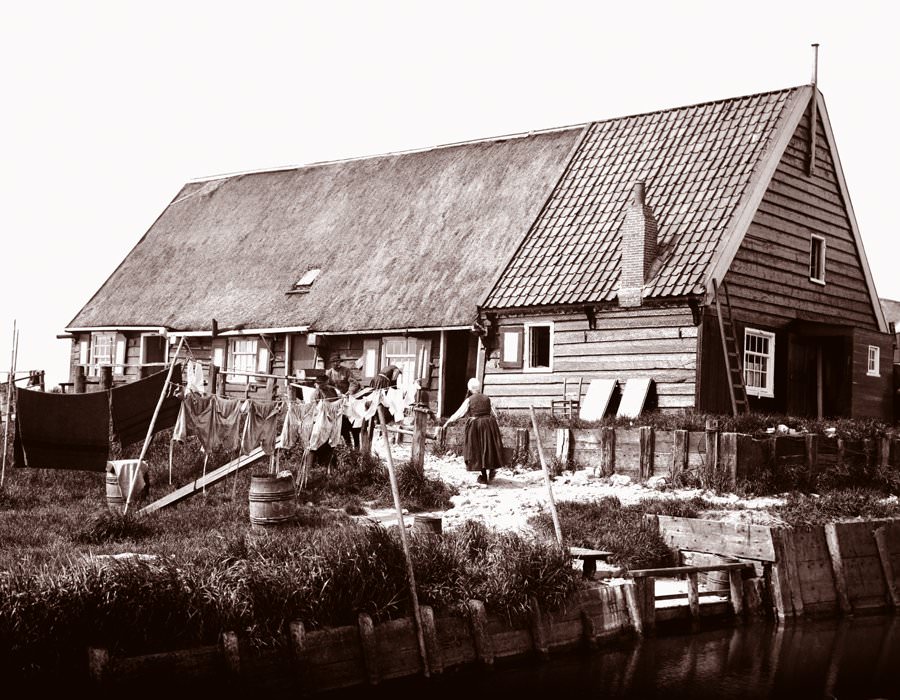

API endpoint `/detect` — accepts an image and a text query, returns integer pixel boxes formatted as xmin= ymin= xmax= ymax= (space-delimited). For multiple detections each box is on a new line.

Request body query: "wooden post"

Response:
xmin=874 ymin=525 xmax=900 ymax=608
xmin=729 ymin=568 xmax=745 ymax=619
xmin=879 ymin=437 xmax=892 ymax=472
xmin=357 ymin=613 xmax=380 ymax=685
xmin=99 ymin=365 xmax=113 ymax=391
xmin=624 ymin=581 xmax=645 ymax=635
xmin=530 ymin=405 xmax=563 ymax=546
xmin=824 ymin=522 xmax=852 ymax=615
xmin=38 ymin=370 xmax=45 ymax=391
xmin=221 ymin=631 xmax=242 ymax=678
xmin=528 ymin=596 xmax=550 ymax=661
xmin=639 ymin=426 xmax=654 ymax=480
xmin=87 ymin=647 xmax=109 ymax=684
xmin=555 ymin=427 xmax=571 ymax=467
xmin=1 ymin=322 xmax=18 ymax=488
xmin=673 ymin=429 xmax=688 ymax=478
xmin=686 ymin=572 xmax=701 ymax=621
xmin=600 ymin=426 xmax=616 ymax=476
xmin=514 ymin=427 xmax=529 ymax=463
xmin=288 ymin=620 xmax=307 ymax=686
xmin=376 ymin=406 xmax=430 ymax=677
xmin=420 ymin=605 xmax=443 ymax=675
xmin=720 ymin=432 xmax=738 ymax=489
xmin=466 ymin=599 xmax=494 ymax=668
xmin=123 ymin=337 xmax=185 ymax=513
xmin=805 ymin=433 xmax=819 ymax=487
xmin=209 ymin=364 xmax=218 ymax=395
xmin=74 ymin=365 xmax=86 ymax=393
xmin=705 ymin=418 xmax=719 ymax=484
xmin=410 ymin=391 xmax=428 ymax=476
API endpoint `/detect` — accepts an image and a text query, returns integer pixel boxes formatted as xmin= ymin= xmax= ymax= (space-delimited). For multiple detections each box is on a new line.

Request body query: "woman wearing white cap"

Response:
xmin=442 ymin=378 xmax=505 ymax=484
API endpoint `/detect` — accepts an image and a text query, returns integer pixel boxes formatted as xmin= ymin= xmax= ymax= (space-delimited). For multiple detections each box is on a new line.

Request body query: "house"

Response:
xmin=65 ymin=84 xmax=894 ymax=421
xmin=881 ymin=298 xmax=900 ymax=364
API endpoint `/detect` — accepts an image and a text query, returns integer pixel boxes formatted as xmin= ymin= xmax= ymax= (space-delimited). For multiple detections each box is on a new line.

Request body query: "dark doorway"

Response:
xmin=443 ymin=331 xmax=477 ymax=417
xmin=787 ymin=334 xmax=851 ymax=418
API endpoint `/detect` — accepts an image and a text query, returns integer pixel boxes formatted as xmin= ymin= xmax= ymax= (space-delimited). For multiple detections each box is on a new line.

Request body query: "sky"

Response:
xmin=2 ymin=1 xmax=899 ymax=388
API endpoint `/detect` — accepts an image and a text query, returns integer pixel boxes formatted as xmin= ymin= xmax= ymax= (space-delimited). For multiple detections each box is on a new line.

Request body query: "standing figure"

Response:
xmin=366 ymin=363 xmax=402 ymax=444
xmin=442 ymin=378 xmax=504 ymax=484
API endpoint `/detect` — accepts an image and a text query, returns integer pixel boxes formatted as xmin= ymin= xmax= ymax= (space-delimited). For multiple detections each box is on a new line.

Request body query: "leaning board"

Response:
xmin=579 ymin=379 xmax=617 ymax=421
xmin=616 ymin=377 xmax=653 ymax=419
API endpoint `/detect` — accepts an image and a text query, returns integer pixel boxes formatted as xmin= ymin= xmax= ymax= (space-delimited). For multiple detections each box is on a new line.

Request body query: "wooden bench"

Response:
xmin=569 ymin=546 xmax=612 ymax=579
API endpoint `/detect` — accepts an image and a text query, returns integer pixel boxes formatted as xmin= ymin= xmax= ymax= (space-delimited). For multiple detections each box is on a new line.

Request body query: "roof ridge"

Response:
xmin=188 ymin=85 xmax=808 ymax=185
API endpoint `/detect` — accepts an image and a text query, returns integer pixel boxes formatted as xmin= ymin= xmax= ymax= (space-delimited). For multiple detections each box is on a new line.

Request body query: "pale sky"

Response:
xmin=2 ymin=1 xmax=899 ymax=387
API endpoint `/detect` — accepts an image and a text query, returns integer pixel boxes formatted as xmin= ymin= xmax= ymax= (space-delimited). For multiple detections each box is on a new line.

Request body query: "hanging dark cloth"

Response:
xmin=109 ymin=365 xmax=183 ymax=447
xmin=241 ymin=400 xmax=283 ymax=455
xmin=13 ymin=387 xmax=110 ymax=471
xmin=173 ymin=393 xmax=243 ymax=453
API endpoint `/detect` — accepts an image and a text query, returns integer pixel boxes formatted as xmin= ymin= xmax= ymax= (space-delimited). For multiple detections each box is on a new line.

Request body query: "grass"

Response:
xmin=529 ymin=496 xmax=719 ymax=570
xmin=774 ymin=489 xmax=900 ymax=527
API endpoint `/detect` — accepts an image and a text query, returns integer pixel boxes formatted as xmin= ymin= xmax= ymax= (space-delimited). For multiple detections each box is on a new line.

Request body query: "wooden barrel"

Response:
xmin=106 ymin=473 xmax=125 ymax=513
xmin=249 ymin=474 xmax=296 ymax=529
xmin=413 ymin=514 xmax=442 ymax=535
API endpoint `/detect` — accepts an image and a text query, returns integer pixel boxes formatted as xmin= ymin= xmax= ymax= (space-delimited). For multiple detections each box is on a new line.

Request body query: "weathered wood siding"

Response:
xmin=852 ymin=328 xmax=894 ymax=419
xmin=485 ymin=307 xmax=698 ymax=413
xmin=723 ymin=109 xmax=880 ymax=330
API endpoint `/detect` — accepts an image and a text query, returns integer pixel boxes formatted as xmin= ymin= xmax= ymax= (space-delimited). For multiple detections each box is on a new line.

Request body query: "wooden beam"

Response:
xmin=437 ymin=330 xmax=446 ymax=419
xmin=630 ymin=562 xmax=751 ymax=578
xmin=874 ymin=525 xmax=900 ymax=608
xmin=824 ymin=522 xmax=852 ymax=614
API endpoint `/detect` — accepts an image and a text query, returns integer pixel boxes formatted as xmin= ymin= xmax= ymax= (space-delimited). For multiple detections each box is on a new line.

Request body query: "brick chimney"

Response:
xmin=617 ymin=181 xmax=658 ymax=307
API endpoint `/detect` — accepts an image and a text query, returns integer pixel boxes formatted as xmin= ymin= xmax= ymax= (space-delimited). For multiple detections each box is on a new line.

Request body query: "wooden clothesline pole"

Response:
xmin=1 ymin=321 xmax=18 ymax=488
xmin=530 ymin=405 xmax=564 ymax=547
xmin=123 ymin=337 xmax=185 ymax=514
xmin=376 ymin=406 xmax=430 ymax=677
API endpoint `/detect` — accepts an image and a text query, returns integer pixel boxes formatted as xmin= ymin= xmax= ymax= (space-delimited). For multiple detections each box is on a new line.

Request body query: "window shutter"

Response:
xmin=362 ymin=338 xmax=380 ymax=383
xmin=79 ymin=338 xmax=90 ymax=367
xmin=114 ymin=334 xmax=127 ymax=375
xmin=416 ymin=338 xmax=433 ymax=388
xmin=257 ymin=345 xmax=270 ymax=374
xmin=499 ymin=326 xmax=524 ymax=369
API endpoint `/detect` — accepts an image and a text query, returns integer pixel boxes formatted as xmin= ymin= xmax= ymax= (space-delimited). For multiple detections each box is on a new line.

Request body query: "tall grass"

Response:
xmin=774 ymin=489 xmax=900 ymax=526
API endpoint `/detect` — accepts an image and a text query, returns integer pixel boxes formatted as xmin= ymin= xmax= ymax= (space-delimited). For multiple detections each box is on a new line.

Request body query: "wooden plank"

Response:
xmin=579 ymin=378 xmax=617 ymax=421
xmin=828 ymin=521 xmax=893 ymax=612
xmin=357 ymin=613 xmax=379 ymax=685
xmin=639 ymin=426 xmax=654 ymax=480
xmin=600 ymin=427 xmax=615 ymax=476
xmin=630 ymin=562 xmax=752 ymax=578
xmin=656 ymin=516 xmax=777 ymax=561
xmin=686 ymin=572 xmax=701 ymax=619
xmin=673 ymin=430 xmax=688 ymax=476
xmin=874 ymin=524 xmax=900 ymax=608
xmin=617 ymin=377 xmax=653 ymax=418
xmin=824 ymin=522 xmax=852 ymax=614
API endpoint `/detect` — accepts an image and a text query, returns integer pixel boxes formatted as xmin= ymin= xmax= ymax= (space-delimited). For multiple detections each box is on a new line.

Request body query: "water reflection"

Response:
xmin=325 ymin=615 xmax=900 ymax=700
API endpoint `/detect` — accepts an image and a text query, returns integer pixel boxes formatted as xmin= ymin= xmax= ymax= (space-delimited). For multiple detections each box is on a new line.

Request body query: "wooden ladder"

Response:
xmin=713 ymin=279 xmax=749 ymax=416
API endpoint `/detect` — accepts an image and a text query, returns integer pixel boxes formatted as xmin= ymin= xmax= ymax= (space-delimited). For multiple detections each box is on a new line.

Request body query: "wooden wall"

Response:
xmin=723 ymin=108 xmax=881 ymax=331
xmin=485 ymin=306 xmax=698 ymax=412
xmin=852 ymin=328 xmax=895 ymax=419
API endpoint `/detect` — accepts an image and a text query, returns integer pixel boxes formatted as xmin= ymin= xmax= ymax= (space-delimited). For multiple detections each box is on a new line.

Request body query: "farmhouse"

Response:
xmin=65 ymin=84 xmax=894 ymax=421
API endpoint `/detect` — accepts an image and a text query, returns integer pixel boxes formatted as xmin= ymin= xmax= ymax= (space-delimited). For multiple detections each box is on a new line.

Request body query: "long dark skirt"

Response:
xmin=464 ymin=415 xmax=505 ymax=472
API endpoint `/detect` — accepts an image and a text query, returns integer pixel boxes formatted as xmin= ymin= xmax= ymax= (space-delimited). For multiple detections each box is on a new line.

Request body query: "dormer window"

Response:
xmin=289 ymin=268 xmax=321 ymax=293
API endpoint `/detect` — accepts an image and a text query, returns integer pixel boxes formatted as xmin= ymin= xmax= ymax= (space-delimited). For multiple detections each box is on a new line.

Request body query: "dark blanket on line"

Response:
xmin=110 ymin=364 xmax=183 ymax=447
xmin=14 ymin=387 xmax=110 ymax=471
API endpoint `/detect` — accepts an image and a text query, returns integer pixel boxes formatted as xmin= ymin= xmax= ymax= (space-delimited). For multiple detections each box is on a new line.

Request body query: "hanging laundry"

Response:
xmin=241 ymin=400 xmax=283 ymax=455
xmin=280 ymin=401 xmax=317 ymax=450
xmin=383 ymin=386 xmax=411 ymax=422
xmin=172 ymin=393 xmax=242 ymax=453
xmin=14 ymin=387 xmax=109 ymax=471
xmin=109 ymin=364 xmax=183 ymax=447
xmin=185 ymin=360 xmax=206 ymax=394
xmin=308 ymin=398 xmax=345 ymax=450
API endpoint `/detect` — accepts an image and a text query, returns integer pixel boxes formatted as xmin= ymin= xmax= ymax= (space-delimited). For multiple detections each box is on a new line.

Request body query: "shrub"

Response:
xmin=75 ymin=511 xmax=155 ymax=544
xmin=774 ymin=489 xmax=900 ymax=527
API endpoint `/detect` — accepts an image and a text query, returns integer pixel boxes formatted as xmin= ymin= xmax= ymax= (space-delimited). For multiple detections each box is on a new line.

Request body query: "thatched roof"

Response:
xmin=881 ymin=298 xmax=900 ymax=325
xmin=68 ymin=127 xmax=583 ymax=332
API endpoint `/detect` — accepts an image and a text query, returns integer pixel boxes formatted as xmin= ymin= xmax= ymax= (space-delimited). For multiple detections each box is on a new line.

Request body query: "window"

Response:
xmin=867 ymin=345 xmax=880 ymax=376
xmin=500 ymin=326 xmax=523 ymax=369
xmin=809 ymin=235 xmax=826 ymax=284
xmin=289 ymin=268 xmax=321 ymax=293
xmin=86 ymin=332 xmax=126 ymax=376
xmin=383 ymin=337 xmax=416 ymax=389
xmin=525 ymin=323 xmax=553 ymax=371
xmin=743 ymin=328 xmax=775 ymax=398
xmin=140 ymin=334 xmax=167 ymax=366
xmin=226 ymin=338 xmax=269 ymax=383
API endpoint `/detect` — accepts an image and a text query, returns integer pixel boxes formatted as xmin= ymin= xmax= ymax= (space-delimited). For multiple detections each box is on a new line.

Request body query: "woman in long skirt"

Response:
xmin=442 ymin=378 xmax=504 ymax=484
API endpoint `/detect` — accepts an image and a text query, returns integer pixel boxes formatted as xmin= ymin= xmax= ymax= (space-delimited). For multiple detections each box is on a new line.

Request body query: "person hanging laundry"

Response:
xmin=370 ymin=363 xmax=401 ymax=391
xmin=109 ymin=364 xmax=183 ymax=447
xmin=441 ymin=378 xmax=505 ymax=484
xmin=14 ymin=387 xmax=110 ymax=471
xmin=241 ymin=399 xmax=283 ymax=455
xmin=341 ymin=379 xmax=367 ymax=449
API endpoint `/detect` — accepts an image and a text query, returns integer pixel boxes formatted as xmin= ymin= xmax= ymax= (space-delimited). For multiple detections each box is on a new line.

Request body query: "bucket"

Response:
xmin=704 ymin=555 xmax=739 ymax=591
xmin=249 ymin=474 xmax=297 ymax=529
xmin=106 ymin=472 xmax=125 ymax=513
xmin=414 ymin=514 xmax=442 ymax=535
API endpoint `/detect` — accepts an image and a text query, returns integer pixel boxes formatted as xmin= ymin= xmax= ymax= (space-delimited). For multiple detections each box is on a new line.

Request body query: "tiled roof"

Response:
xmin=485 ymin=87 xmax=806 ymax=309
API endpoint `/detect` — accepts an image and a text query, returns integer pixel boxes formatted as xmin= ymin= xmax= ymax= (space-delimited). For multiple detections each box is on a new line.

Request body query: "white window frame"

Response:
xmin=524 ymin=322 xmax=554 ymax=372
xmin=867 ymin=345 xmax=880 ymax=376
xmin=743 ymin=328 xmax=775 ymax=398
xmin=809 ymin=234 xmax=826 ymax=285
xmin=382 ymin=337 xmax=415 ymax=389
xmin=227 ymin=338 xmax=266 ymax=384
xmin=139 ymin=333 xmax=167 ymax=367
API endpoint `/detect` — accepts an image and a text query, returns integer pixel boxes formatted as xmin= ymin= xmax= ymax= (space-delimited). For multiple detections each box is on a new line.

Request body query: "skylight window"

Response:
xmin=291 ymin=268 xmax=321 ymax=292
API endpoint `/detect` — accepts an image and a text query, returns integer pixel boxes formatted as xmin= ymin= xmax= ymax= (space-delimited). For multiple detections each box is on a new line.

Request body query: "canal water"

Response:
xmin=323 ymin=615 xmax=900 ymax=699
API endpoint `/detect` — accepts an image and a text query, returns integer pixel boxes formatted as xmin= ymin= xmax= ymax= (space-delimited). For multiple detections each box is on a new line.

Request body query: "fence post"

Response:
xmin=99 ymin=365 xmax=113 ymax=391
xmin=639 ymin=426 xmax=654 ymax=480
xmin=515 ymin=427 xmax=529 ymax=463
xmin=805 ymin=434 xmax=819 ymax=487
xmin=600 ymin=426 xmax=616 ymax=476
xmin=721 ymin=432 xmax=738 ymax=489
xmin=209 ymin=364 xmax=218 ymax=395
xmin=410 ymin=390 xmax=429 ymax=476
xmin=555 ymin=428 xmax=571 ymax=468
xmin=705 ymin=418 xmax=719 ymax=480
xmin=673 ymin=429 xmax=688 ymax=478
xmin=74 ymin=365 xmax=86 ymax=394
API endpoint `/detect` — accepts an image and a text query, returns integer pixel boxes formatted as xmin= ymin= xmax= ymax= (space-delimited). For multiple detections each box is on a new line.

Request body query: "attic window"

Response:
xmin=290 ymin=268 xmax=321 ymax=293
xmin=809 ymin=236 xmax=826 ymax=284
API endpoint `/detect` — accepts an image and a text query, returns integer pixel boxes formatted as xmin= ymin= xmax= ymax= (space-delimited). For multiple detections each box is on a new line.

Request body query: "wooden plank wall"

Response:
xmin=852 ymin=328 xmax=895 ymax=419
xmin=485 ymin=307 xmax=698 ymax=413
xmin=723 ymin=109 xmax=880 ymax=331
